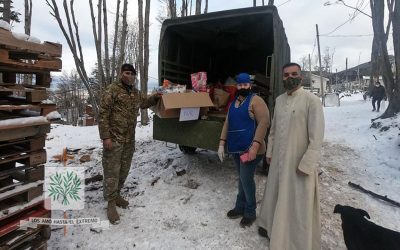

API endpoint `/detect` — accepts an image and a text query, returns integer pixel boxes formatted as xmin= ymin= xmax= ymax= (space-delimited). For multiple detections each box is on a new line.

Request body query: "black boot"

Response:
xmin=240 ymin=217 xmax=256 ymax=228
xmin=227 ymin=209 xmax=243 ymax=219
xmin=258 ymin=227 xmax=269 ymax=239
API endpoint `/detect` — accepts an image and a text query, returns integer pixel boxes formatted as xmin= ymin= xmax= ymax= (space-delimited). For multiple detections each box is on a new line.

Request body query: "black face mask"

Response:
xmin=237 ymin=88 xmax=251 ymax=97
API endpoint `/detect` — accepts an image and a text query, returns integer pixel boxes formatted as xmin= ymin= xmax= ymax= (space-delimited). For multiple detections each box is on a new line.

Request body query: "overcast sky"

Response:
xmin=10 ymin=0 xmax=383 ymax=81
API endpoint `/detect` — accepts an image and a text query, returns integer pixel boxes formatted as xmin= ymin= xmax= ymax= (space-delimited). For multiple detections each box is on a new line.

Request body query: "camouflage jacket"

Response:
xmin=98 ymin=81 xmax=159 ymax=143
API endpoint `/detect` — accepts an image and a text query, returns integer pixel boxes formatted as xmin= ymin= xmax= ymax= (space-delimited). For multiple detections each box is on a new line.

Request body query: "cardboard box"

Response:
xmin=152 ymin=92 xmax=214 ymax=119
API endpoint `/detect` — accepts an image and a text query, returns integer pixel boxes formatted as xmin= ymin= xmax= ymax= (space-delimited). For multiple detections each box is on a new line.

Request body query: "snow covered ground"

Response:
xmin=44 ymin=93 xmax=400 ymax=249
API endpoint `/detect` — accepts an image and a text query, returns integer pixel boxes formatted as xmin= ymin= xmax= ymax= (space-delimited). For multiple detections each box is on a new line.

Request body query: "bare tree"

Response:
xmin=370 ymin=0 xmax=400 ymax=118
xmin=203 ymin=0 xmax=208 ymax=13
xmin=181 ymin=0 xmax=188 ymax=16
xmin=116 ymin=0 xmax=128 ymax=75
xmin=89 ymin=0 xmax=105 ymax=87
xmin=53 ymin=71 xmax=86 ymax=125
xmin=46 ymin=0 xmax=99 ymax=118
xmin=0 ymin=0 xmax=21 ymax=24
xmin=24 ymin=0 xmax=32 ymax=35
xmin=253 ymin=0 xmax=256 ymax=7
xmin=138 ymin=0 xmax=151 ymax=125
xmin=110 ymin=0 xmax=121 ymax=82
xmin=195 ymin=0 xmax=201 ymax=14
xmin=2 ymin=0 xmax=11 ymax=22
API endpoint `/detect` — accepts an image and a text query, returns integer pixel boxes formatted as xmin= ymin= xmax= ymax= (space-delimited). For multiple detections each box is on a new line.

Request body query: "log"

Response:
xmin=348 ymin=181 xmax=400 ymax=208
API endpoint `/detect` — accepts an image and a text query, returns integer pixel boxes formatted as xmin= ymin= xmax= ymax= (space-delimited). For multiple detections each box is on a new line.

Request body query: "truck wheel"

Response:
xmin=178 ymin=145 xmax=197 ymax=154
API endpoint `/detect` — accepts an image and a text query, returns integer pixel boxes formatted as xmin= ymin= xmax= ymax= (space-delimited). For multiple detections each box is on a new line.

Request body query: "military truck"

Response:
xmin=153 ymin=5 xmax=290 ymax=153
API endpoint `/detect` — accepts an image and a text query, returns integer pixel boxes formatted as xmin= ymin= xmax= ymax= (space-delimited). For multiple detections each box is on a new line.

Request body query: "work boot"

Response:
xmin=107 ymin=200 xmax=120 ymax=225
xmin=240 ymin=216 xmax=256 ymax=228
xmin=258 ymin=227 xmax=269 ymax=239
xmin=116 ymin=195 xmax=129 ymax=209
xmin=372 ymin=108 xmax=376 ymax=111
xmin=227 ymin=209 xmax=244 ymax=219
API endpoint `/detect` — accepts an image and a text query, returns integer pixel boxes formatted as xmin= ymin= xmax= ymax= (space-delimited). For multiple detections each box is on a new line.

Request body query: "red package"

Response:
xmin=191 ymin=72 xmax=207 ymax=92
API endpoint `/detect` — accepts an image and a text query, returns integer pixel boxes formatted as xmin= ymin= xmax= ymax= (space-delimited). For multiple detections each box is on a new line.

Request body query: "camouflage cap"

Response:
xmin=121 ymin=63 xmax=137 ymax=75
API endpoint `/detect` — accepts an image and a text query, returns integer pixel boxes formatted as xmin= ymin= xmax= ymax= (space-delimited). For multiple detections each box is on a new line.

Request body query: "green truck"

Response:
xmin=153 ymin=5 xmax=290 ymax=153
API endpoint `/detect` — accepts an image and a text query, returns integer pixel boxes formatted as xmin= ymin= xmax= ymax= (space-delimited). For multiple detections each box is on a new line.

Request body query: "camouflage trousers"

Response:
xmin=102 ymin=140 xmax=135 ymax=201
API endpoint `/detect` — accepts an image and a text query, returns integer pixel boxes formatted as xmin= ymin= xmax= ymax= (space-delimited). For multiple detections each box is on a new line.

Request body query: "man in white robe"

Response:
xmin=258 ymin=62 xmax=325 ymax=250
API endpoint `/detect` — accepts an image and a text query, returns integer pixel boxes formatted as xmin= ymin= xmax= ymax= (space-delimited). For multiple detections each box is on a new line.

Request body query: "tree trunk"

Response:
xmin=140 ymin=0 xmax=151 ymax=125
xmin=168 ymin=0 xmax=177 ymax=18
xmin=24 ymin=0 xmax=33 ymax=85
xmin=110 ymin=0 xmax=121 ymax=82
xmin=383 ymin=0 xmax=400 ymax=117
xmin=89 ymin=0 xmax=105 ymax=88
xmin=46 ymin=0 xmax=99 ymax=120
xmin=268 ymin=0 xmax=274 ymax=5
xmin=195 ymin=0 xmax=201 ymax=15
xmin=24 ymin=0 xmax=32 ymax=35
xmin=3 ymin=0 xmax=11 ymax=22
xmin=181 ymin=0 xmax=188 ymax=16
xmin=370 ymin=0 xmax=399 ymax=119
xmin=253 ymin=0 xmax=257 ymax=7
xmin=203 ymin=0 xmax=208 ymax=13
xmin=102 ymin=0 xmax=110 ymax=84
xmin=117 ymin=0 xmax=128 ymax=74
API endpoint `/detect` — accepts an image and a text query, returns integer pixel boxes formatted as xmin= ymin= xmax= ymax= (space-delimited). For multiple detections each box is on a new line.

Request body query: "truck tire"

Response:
xmin=178 ymin=145 xmax=197 ymax=154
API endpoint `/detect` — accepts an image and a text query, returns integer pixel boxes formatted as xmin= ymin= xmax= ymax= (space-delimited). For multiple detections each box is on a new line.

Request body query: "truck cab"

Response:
xmin=153 ymin=6 xmax=290 ymax=153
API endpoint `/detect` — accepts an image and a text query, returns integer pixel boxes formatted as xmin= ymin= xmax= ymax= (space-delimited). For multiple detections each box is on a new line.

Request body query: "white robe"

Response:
xmin=258 ymin=87 xmax=324 ymax=250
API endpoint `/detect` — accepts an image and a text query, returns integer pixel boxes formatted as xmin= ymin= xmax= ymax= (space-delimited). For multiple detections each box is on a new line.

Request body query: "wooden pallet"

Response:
xmin=0 ymin=29 xmax=62 ymax=57
xmin=0 ymin=120 xmax=50 ymax=142
xmin=0 ymin=72 xmax=52 ymax=88
xmin=0 ymin=200 xmax=50 ymax=249
xmin=0 ymin=181 xmax=43 ymax=212
xmin=0 ymin=149 xmax=46 ymax=167
xmin=0 ymin=49 xmax=62 ymax=72
xmin=0 ymin=103 xmax=57 ymax=117
xmin=0 ymin=85 xmax=47 ymax=103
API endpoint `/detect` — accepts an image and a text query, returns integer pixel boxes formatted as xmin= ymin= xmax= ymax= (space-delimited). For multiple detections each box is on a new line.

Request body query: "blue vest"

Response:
xmin=227 ymin=94 xmax=256 ymax=153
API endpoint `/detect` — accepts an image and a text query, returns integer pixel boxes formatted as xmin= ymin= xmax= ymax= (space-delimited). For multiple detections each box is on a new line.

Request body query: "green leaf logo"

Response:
xmin=48 ymin=171 xmax=82 ymax=205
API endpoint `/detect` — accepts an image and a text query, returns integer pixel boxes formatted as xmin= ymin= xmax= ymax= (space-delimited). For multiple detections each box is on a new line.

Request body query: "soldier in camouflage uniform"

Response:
xmin=98 ymin=63 xmax=160 ymax=224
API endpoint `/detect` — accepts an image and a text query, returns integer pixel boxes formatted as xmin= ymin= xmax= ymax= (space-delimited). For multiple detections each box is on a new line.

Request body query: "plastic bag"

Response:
xmin=191 ymin=72 xmax=207 ymax=92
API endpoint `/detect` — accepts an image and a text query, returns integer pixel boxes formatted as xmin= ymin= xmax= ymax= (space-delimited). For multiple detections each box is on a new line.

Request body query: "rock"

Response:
xmin=80 ymin=154 xmax=91 ymax=163
xmin=184 ymin=179 xmax=200 ymax=189
xmin=176 ymin=169 xmax=186 ymax=176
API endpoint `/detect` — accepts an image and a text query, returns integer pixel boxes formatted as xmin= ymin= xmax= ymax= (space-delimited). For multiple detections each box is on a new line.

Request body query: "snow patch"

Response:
xmin=0 ymin=20 xmax=11 ymax=31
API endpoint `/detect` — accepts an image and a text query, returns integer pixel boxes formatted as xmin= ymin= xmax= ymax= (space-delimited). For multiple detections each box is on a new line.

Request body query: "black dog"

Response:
xmin=334 ymin=204 xmax=400 ymax=250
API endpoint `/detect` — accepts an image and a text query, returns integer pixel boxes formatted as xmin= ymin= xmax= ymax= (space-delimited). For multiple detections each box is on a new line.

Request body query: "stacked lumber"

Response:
xmin=0 ymin=27 xmax=62 ymax=249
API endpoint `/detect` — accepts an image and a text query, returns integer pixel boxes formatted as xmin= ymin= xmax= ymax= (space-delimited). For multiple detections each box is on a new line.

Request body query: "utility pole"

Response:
xmin=335 ymin=69 xmax=338 ymax=92
xmin=357 ymin=52 xmax=361 ymax=91
xmin=308 ymin=53 xmax=313 ymax=93
xmin=345 ymin=57 xmax=348 ymax=92
xmin=316 ymin=24 xmax=324 ymax=103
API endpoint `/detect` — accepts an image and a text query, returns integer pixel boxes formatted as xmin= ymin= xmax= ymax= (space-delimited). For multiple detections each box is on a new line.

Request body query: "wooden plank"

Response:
xmin=25 ymin=89 xmax=47 ymax=103
xmin=0 ymin=56 xmax=62 ymax=72
xmin=35 ymin=73 xmax=51 ymax=87
xmin=0 ymin=104 xmax=35 ymax=111
xmin=0 ymin=202 xmax=49 ymax=240
xmin=0 ymin=29 xmax=62 ymax=57
xmin=0 ymin=136 xmax=45 ymax=152
xmin=18 ymin=150 xmax=47 ymax=166
xmin=0 ymin=86 xmax=47 ymax=103
xmin=0 ymin=182 xmax=43 ymax=202
xmin=0 ymin=123 xmax=50 ymax=143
